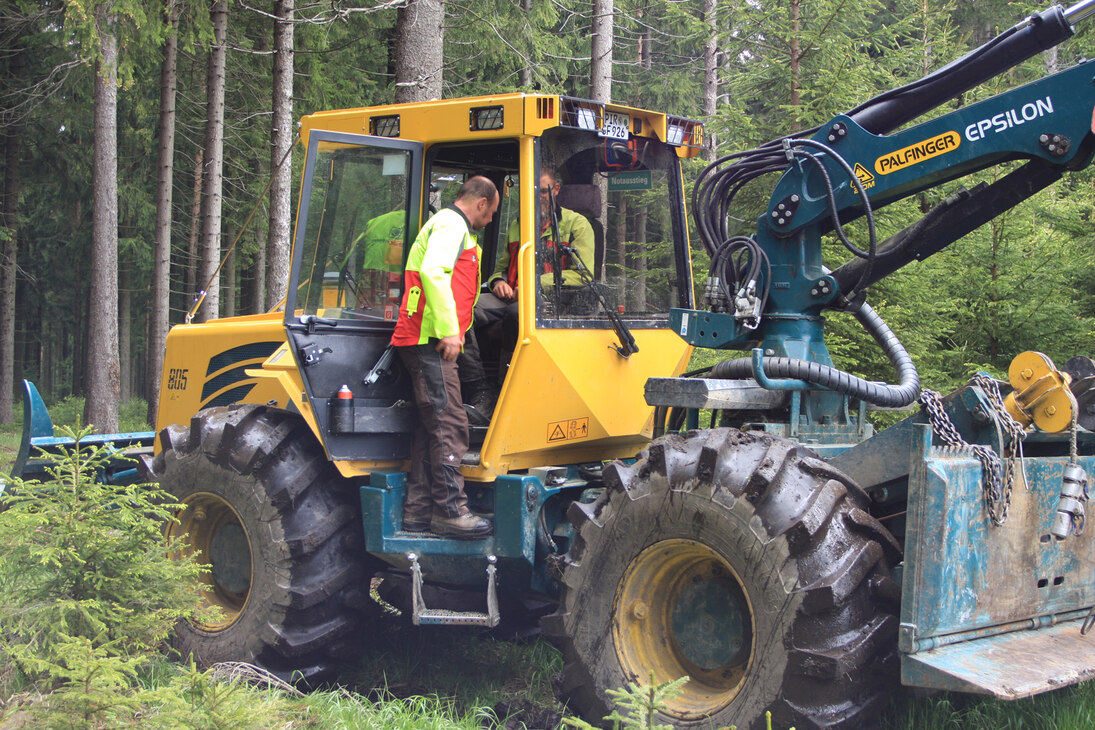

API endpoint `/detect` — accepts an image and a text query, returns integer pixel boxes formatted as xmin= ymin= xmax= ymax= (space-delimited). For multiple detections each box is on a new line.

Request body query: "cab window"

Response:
xmin=295 ymin=140 xmax=415 ymax=322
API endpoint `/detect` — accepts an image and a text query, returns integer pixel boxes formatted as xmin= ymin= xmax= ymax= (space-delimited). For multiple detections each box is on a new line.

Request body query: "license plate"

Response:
xmin=600 ymin=111 xmax=629 ymax=140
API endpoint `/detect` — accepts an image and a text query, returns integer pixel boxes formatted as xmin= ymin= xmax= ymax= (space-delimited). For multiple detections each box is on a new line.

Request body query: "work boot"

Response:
xmin=468 ymin=388 xmax=497 ymax=420
xmin=431 ymin=510 xmax=491 ymax=539
xmin=402 ymin=513 xmax=431 ymax=533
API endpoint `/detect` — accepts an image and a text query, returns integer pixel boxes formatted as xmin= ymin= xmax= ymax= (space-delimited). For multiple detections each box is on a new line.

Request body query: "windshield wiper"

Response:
xmin=562 ymin=245 xmax=639 ymax=358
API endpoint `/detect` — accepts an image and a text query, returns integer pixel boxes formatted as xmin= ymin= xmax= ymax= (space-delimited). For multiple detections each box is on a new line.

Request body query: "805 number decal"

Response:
xmin=167 ymin=368 xmax=189 ymax=390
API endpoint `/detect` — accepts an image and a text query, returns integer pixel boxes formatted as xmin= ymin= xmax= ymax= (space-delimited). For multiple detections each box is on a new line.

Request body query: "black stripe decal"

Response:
xmin=201 ymin=383 xmax=257 ymax=409
xmin=206 ymin=342 xmax=281 ymax=376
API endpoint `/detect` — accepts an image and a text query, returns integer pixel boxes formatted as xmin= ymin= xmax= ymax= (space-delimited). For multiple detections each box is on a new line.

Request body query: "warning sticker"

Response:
xmin=547 ymin=418 xmax=590 ymax=443
xmin=853 ymin=162 xmax=875 ymax=190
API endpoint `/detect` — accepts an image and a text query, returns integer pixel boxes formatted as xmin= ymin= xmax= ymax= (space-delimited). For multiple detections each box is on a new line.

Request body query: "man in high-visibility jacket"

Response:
xmin=460 ymin=169 xmax=595 ymax=411
xmin=391 ymin=176 xmax=499 ymax=538
xmin=488 ymin=168 xmax=595 ymax=300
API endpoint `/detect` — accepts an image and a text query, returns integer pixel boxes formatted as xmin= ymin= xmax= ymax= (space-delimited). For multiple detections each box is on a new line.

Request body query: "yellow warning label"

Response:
xmin=547 ymin=418 xmax=590 ymax=443
xmin=874 ymin=131 xmax=960 ymax=175
xmin=853 ymin=162 xmax=875 ymax=190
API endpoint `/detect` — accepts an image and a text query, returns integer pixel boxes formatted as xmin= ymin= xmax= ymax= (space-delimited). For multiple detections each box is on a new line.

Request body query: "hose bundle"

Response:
xmin=692 ymin=136 xmax=880 ymax=307
xmin=710 ymin=298 xmax=920 ymax=408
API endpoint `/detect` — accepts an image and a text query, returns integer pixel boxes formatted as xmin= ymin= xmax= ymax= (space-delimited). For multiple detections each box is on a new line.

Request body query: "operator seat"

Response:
xmin=556 ymin=184 xmax=605 ymax=279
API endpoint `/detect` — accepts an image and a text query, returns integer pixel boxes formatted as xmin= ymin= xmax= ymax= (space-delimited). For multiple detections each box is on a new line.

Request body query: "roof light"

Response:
xmin=560 ymin=98 xmax=604 ymax=132
xmin=470 ymin=105 xmax=504 ymax=131
xmin=576 ymin=108 xmax=597 ymax=130
xmin=666 ymin=116 xmax=704 ymax=151
xmin=667 ymin=123 xmax=686 ymax=147
xmin=369 ymin=115 xmax=400 ymax=137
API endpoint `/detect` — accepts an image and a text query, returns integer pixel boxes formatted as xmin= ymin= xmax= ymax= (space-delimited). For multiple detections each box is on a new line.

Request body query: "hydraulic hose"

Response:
xmin=709 ymin=299 xmax=921 ymax=408
xmin=848 ymin=5 xmax=1072 ymax=136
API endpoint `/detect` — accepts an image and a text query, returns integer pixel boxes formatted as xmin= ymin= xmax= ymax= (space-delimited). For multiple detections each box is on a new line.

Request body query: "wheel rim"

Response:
xmin=167 ymin=492 xmax=253 ymax=630
xmin=613 ymin=539 xmax=754 ymax=720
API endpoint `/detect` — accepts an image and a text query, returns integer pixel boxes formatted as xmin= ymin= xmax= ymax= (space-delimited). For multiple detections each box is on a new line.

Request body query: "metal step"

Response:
xmin=409 ymin=553 xmax=499 ymax=627
xmin=902 ymin=616 xmax=1095 ymax=697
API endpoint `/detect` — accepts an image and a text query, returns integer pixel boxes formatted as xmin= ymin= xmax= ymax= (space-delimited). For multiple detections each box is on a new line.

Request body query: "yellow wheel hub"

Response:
xmin=613 ymin=539 xmax=754 ymax=720
xmin=166 ymin=492 xmax=253 ymax=630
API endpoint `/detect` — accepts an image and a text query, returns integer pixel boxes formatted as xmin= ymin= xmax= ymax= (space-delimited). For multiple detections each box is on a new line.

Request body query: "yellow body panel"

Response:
xmin=156 ymin=313 xmax=289 ymax=435
xmin=158 ymin=94 xmax=702 ymax=481
xmin=471 ymin=327 xmax=692 ymax=480
xmin=466 ymin=181 xmax=693 ymax=479
xmin=159 ymin=320 xmax=408 ymax=475
xmin=298 ymin=93 xmax=702 ymax=159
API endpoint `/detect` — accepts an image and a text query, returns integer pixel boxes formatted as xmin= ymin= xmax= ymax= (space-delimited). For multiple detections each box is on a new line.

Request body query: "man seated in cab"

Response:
xmin=465 ymin=168 xmax=595 ymax=415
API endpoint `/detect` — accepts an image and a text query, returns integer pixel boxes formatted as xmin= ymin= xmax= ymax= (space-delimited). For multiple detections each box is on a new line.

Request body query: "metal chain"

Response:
xmin=970 ymin=373 xmax=1029 ymax=500
xmin=919 ymin=380 xmax=1026 ymax=527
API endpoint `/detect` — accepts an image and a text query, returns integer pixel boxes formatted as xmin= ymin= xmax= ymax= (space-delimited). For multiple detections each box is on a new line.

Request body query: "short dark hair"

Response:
xmin=456 ymin=176 xmax=498 ymax=204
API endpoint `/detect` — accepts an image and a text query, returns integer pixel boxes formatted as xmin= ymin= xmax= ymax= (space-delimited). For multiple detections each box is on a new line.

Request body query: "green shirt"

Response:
xmin=491 ymin=206 xmax=595 ymax=289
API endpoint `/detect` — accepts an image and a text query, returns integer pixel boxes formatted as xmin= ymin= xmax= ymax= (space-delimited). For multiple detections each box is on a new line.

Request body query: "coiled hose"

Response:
xmin=710 ymin=299 xmax=921 ymax=408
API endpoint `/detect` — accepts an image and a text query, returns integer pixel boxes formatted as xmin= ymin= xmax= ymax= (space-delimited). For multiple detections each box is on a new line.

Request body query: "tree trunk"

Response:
xmin=119 ymin=261 xmax=131 ymax=403
xmin=147 ymin=0 xmax=180 ymax=424
xmin=223 ymin=228 xmax=236 ymax=317
xmin=13 ymin=214 xmax=28 ymax=401
xmin=71 ymin=199 xmax=84 ymax=398
xmin=1045 ymin=45 xmax=1059 ymax=74
xmin=632 ymin=208 xmax=647 ymax=312
xmin=590 ymin=0 xmax=613 ymax=102
xmin=702 ymin=0 xmax=718 ymax=161
xmin=789 ymin=0 xmax=801 ymax=131
xmin=250 ymin=221 xmax=267 ymax=312
xmin=0 ymin=125 xmax=21 ymax=423
xmin=614 ymin=197 xmax=627 ymax=295
xmin=394 ymin=0 xmax=444 ymax=102
xmin=521 ymin=0 xmax=533 ymax=87
xmin=197 ymin=0 xmax=228 ymax=323
xmin=187 ymin=147 xmax=203 ymax=309
xmin=266 ymin=0 xmax=293 ymax=309
xmin=84 ymin=8 xmax=121 ymax=432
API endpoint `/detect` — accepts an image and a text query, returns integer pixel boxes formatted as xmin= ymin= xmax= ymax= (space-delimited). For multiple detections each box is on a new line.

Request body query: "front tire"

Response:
xmin=149 ymin=405 xmax=372 ymax=683
xmin=543 ymin=429 xmax=901 ymax=730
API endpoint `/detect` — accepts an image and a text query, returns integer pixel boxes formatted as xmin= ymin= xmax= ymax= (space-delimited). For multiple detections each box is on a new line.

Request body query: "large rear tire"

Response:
xmin=148 ymin=404 xmax=372 ymax=684
xmin=543 ymin=429 xmax=901 ymax=730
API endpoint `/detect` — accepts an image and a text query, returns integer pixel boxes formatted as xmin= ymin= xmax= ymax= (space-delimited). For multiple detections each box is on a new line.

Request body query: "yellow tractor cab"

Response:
xmin=157 ymin=94 xmax=704 ymax=483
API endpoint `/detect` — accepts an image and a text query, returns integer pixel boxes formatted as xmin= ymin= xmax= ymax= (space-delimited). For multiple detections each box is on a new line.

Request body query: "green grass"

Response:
xmin=882 ymin=682 xmax=1095 ymax=730
xmin=8 ymin=615 xmax=1095 ymax=729
xmin=302 ymin=690 xmax=496 ymax=730
xmin=326 ymin=609 xmax=1095 ymax=729
xmin=337 ymin=612 xmax=562 ymax=724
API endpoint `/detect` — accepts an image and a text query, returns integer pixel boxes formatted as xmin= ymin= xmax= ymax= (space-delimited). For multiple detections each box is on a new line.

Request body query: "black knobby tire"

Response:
xmin=148 ymin=404 xmax=374 ymax=684
xmin=543 ymin=428 xmax=902 ymax=730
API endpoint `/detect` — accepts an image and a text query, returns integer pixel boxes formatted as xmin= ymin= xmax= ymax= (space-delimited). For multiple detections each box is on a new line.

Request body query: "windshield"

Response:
xmin=533 ymin=127 xmax=690 ymax=328
xmin=292 ymin=137 xmax=418 ymax=322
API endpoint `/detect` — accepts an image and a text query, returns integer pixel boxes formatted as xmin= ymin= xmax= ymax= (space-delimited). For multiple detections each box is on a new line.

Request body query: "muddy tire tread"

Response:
xmin=157 ymin=405 xmax=370 ymax=684
xmin=544 ymin=428 xmax=899 ymax=730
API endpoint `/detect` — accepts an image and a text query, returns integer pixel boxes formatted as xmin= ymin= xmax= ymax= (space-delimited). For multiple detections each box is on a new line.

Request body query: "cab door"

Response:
xmin=284 ymin=130 xmax=423 ymax=461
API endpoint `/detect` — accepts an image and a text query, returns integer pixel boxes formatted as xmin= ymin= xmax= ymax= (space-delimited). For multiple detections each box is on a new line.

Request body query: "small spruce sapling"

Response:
xmin=0 ymin=427 xmax=211 ymax=722
xmin=562 ymin=673 xmax=695 ymax=730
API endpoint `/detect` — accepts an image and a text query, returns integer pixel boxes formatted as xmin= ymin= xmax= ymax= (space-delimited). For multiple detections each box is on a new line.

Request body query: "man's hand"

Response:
xmin=491 ymin=279 xmax=516 ymax=301
xmin=436 ymin=334 xmax=463 ymax=361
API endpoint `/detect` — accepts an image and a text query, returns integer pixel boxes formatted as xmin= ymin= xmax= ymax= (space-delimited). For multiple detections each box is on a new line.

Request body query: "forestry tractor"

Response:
xmin=12 ymin=2 xmax=1095 ymax=727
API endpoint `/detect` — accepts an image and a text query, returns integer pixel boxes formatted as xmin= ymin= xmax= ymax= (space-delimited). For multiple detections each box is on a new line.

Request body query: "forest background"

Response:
xmin=1 ymin=0 xmax=1093 ymax=432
